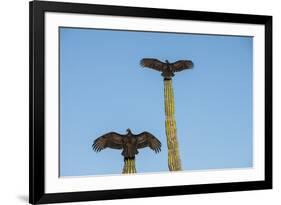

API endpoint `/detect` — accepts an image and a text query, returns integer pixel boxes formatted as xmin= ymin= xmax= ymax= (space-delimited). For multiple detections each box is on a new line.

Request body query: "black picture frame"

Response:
xmin=29 ymin=0 xmax=272 ymax=204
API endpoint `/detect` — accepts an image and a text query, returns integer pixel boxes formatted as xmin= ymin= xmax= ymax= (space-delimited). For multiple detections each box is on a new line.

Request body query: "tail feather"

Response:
xmin=122 ymin=147 xmax=138 ymax=158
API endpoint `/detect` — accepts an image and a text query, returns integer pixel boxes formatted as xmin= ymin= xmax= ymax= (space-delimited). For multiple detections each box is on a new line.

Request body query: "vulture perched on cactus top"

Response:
xmin=92 ymin=129 xmax=161 ymax=159
xmin=140 ymin=58 xmax=193 ymax=79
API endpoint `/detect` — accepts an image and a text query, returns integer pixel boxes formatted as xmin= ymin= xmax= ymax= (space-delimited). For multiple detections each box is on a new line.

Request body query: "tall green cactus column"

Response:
xmin=164 ymin=79 xmax=182 ymax=171
xmin=122 ymin=158 xmax=137 ymax=174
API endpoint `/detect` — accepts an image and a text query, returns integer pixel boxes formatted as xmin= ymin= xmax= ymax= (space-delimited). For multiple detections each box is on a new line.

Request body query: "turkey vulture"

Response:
xmin=140 ymin=58 xmax=193 ymax=79
xmin=92 ymin=129 xmax=161 ymax=159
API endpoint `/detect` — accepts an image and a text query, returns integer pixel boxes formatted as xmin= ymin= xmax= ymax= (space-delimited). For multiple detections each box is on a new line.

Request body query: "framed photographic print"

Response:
xmin=29 ymin=0 xmax=272 ymax=204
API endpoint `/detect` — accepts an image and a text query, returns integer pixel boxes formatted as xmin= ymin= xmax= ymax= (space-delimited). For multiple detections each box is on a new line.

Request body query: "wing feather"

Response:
xmin=140 ymin=58 xmax=165 ymax=72
xmin=136 ymin=132 xmax=161 ymax=153
xmin=171 ymin=60 xmax=193 ymax=72
xmin=92 ymin=132 xmax=123 ymax=152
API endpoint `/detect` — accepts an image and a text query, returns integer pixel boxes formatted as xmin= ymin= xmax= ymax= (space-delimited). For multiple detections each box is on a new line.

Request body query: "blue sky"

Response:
xmin=59 ymin=27 xmax=253 ymax=176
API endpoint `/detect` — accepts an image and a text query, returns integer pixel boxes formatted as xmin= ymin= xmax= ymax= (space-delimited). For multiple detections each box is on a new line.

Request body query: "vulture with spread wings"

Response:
xmin=92 ymin=129 xmax=161 ymax=159
xmin=140 ymin=58 xmax=193 ymax=79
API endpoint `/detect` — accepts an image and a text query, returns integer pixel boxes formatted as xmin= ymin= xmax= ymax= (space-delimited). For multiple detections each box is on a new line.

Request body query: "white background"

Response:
xmin=0 ymin=0 xmax=279 ymax=204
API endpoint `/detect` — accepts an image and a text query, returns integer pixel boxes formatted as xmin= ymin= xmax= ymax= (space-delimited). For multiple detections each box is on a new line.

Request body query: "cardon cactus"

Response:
xmin=122 ymin=158 xmax=137 ymax=174
xmin=164 ymin=79 xmax=182 ymax=171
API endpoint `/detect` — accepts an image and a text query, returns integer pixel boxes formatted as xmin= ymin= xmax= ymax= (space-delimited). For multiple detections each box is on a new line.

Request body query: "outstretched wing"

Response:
xmin=171 ymin=60 xmax=193 ymax=72
xmin=92 ymin=132 xmax=123 ymax=152
xmin=140 ymin=58 xmax=166 ymax=72
xmin=136 ymin=132 xmax=161 ymax=153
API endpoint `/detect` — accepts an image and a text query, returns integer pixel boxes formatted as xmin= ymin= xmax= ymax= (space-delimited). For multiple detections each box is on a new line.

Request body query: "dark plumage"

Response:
xmin=140 ymin=58 xmax=193 ymax=79
xmin=92 ymin=129 xmax=161 ymax=159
